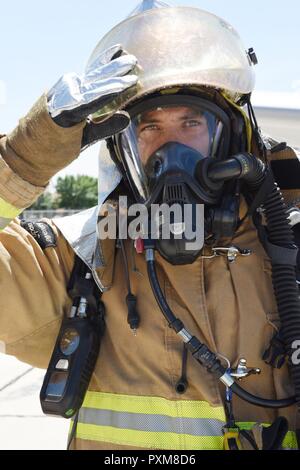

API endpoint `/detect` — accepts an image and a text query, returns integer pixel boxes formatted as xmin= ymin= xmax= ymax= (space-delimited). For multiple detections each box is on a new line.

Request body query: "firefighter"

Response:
xmin=0 ymin=1 xmax=300 ymax=450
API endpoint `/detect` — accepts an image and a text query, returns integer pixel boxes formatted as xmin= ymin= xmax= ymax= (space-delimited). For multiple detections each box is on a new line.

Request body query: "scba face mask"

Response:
xmin=111 ymin=95 xmax=231 ymax=264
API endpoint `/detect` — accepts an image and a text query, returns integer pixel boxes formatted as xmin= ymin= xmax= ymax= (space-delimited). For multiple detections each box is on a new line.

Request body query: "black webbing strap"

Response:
xmin=256 ymin=223 xmax=298 ymax=266
xmin=67 ymin=255 xmax=87 ymax=292
xmin=248 ymin=169 xmax=298 ymax=266
xmin=271 ymin=159 xmax=300 ymax=190
xmin=261 ymin=416 xmax=289 ymax=450
xmin=20 ymin=220 xmax=57 ymax=249
xmin=247 ymin=169 xmax=275 ymax=217
xmin=67 ymin=255 xmax=101 ymax=314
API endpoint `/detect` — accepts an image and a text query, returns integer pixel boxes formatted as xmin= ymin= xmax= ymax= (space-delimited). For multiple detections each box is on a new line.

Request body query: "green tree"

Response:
xmin=55 ymin=175 xmax=98 ymax=209
xmin=29 ymin=192 xmax=56 ymax=210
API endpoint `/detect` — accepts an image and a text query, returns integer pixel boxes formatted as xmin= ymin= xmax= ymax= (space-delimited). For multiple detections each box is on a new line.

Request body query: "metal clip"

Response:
xmin=202 ymin=246 xmax=252 ymax=263
xmin=77 ymin=273 xmax=92 ymax=318
xmin=230 ymin=358 xmax=261 ymax=380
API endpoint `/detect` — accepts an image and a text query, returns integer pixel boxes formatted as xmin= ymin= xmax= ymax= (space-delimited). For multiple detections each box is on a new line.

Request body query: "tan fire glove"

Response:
xmin=0 ymin=94 xmax=85 ymax=187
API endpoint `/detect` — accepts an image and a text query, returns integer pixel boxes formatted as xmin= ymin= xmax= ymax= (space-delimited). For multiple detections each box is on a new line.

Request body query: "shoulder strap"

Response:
xmin=20 ymin=220 xmax=57 ymax=249
xmin=266 ymin=139 xmax=300 ymax=208
xmin=67 ymin=254 xmax=104 ymax=316
xmin=21 ymin=218 xmax=104 ymax=304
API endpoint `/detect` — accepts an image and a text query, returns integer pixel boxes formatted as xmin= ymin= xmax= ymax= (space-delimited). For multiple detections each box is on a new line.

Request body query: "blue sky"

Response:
xmin=0 ymin=0 xmax=299 ymax=179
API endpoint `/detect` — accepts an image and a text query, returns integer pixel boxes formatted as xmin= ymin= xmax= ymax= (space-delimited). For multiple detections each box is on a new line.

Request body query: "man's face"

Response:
xmin=136 ymin=106 xmax=210 ymax=163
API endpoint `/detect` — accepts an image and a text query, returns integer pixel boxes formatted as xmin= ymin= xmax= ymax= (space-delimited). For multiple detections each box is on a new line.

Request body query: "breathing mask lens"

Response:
xmin=113 ymin=96 xmax=231 ymax=265
xmin=117 ymin=97 xmax=230 ymax=204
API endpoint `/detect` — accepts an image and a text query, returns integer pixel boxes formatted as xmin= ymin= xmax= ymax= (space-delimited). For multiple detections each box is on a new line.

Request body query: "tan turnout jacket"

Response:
xmin=0 ymin=97 xmax=299 ymax=450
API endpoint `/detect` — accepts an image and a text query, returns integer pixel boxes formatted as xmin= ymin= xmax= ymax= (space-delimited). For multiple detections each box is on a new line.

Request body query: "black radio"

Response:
xmin=40 ymin=259 xmax=105 ymax=418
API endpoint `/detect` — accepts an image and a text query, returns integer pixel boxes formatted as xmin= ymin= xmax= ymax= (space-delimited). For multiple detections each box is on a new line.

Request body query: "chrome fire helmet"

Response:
xmin=87 ymin=1 xmax=256 ymax=204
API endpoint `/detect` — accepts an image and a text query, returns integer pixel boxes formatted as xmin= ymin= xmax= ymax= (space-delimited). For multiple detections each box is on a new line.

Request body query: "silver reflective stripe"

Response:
xmin=78 ymin=408 xmax=225 ymax=437
xmin=0 ymin=216 xmax=13 ymax=231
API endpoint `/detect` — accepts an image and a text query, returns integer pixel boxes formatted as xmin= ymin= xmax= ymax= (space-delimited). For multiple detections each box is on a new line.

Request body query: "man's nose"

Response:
xmin=161 ymin=128 xmax=183 ymax=144
xmin=166 ymin=127 xmax=179 ymax=139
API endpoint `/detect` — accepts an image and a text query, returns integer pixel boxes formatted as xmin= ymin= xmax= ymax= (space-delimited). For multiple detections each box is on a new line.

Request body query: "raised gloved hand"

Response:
xmin=48 ymin=44 xmax=138 ymax=149
xmin=0 ymin=45 xmax=138 ymax=188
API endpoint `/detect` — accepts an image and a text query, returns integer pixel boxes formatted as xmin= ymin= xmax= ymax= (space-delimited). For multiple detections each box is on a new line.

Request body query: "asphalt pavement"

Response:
xmin=0 ymin=354 xmax=70 ymax=450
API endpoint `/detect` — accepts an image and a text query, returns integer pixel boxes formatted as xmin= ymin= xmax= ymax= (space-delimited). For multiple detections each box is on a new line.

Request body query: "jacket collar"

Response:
xmin=53 ymin=142 xmax=122 ymax=291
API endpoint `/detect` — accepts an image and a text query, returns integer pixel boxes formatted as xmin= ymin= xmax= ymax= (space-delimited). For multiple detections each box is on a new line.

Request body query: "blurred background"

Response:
xmin=0 ymin=0 xmax=299 ymax=449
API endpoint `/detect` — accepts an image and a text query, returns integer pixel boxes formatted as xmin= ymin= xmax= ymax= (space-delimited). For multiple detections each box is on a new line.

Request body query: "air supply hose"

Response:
xmin=208 ymin=153 xmax=300 ymax=407
xmin=145 ymin=152 xmax=299 ymax=410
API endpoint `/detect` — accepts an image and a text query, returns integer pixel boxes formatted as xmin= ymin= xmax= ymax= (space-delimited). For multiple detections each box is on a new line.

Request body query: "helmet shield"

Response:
xmin=87 ymin=6 xmax=255 ymax=122
xmin=114 ymin=95 xmax=230 ymax=203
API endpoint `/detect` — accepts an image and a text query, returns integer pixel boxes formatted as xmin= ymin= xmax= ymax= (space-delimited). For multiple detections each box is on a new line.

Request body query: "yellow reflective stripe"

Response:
xmin=76 ymin=423 xmax=224 ymax=450
xmin=0 ymin=197 xmax=22 ymax=230
xmin=75 ymin=392 xmax=297 ymax=450
xmin=282 ymin=431 xmax=298 ymax=449
xmin=82 ymin=391 xmax=226 ymax=420
xmin=0 ymin=197 xmax=22 ymax=218
xmin=76 ymin=391 xmax=227 ymax=449
xmin=237 ymin=422 xmax=298 ymax=450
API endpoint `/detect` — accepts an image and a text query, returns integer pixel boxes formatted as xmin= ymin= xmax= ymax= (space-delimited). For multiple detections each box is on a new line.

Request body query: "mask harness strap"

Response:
xmin=143 ymin=152 xmax=300 ymax=449
xmin=235 ymin=92 xmax=267 ymax=162
xmin=242 ymin=94 xmax=267 ymax=163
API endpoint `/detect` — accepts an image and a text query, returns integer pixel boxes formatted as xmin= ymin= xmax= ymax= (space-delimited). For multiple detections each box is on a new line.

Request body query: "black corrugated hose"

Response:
xmin=210 ymin=153 xmax=300 ymax=447
xmin=146 ymin=153 xmax=300 ymax=447
xmin=262 ymin=183 xmax=300 ymax=448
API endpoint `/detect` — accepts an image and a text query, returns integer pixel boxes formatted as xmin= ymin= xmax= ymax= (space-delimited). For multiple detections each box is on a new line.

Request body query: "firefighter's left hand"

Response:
xmin=47 ymin=44 xmax=138 ymax=148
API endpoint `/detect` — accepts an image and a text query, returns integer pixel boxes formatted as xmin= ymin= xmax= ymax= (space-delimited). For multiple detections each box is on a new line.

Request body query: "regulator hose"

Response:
xmin=208 ymin=154 xmax=300 ymax=408
xmin=206 ymin=152 xmax=265 ymax=188
xmin=146 ymin=152 xmax=300 ymax=412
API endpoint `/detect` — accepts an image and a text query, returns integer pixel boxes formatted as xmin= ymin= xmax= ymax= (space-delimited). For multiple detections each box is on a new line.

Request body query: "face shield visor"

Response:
xmin=87 ymin=5 xmax=255 ymax=123
xmin=114 ymin=95 xmax=230 ymax=204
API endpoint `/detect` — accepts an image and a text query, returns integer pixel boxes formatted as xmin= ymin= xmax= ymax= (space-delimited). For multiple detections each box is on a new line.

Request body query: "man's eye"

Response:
xmin=184 ymin=120 xmax=203 ymax=128
xmin=140 ymin=124 xmax=160 ymax=132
